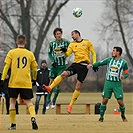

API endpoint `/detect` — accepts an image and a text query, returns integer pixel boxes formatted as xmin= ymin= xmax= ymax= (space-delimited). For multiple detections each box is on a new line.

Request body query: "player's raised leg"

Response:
xmin=43 ymin=71 xmax=68 ymax=93
xmin=43 ymin=75 xmax=63 ymax=92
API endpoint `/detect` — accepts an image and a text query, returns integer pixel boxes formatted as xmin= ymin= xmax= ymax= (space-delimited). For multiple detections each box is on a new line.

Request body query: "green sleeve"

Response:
xmin=123 ymin=61 xmax=128 ymax=71
xmin=48 ymin=43 xmax=54 ymax=62
xmin=93 ymin=58 xmax=111 ymax=67
xmin=48 ymin=53 xmax=54 ymax=62
xmin=124 ymin=74 xmax=129 ymax=79
xmin=123 ymin=62 xmax=129 ymax=79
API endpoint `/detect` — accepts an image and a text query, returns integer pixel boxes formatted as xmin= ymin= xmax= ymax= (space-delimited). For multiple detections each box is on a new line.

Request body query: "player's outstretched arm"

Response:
xmin=92 ymin=58 xmax=111 ymax=72
xmin=93 ymin=58 xmax=110 ymax=67
xmin=91 ymin=50 xmax=96 ymax=64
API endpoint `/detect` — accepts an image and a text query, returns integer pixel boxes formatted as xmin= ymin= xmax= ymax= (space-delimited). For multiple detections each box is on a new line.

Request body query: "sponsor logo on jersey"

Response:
xmin=110 ymin=65 xmax=118 ymax=72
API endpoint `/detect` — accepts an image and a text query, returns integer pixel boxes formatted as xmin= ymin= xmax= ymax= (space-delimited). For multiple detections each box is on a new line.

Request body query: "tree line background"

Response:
xmin=0 ymin=0 xmax=132 ymax=92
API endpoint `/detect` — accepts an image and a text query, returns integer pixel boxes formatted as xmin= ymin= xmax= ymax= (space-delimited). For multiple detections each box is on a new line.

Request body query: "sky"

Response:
xmin=58 ymin=0 xmax=105 ymax=45
xmin=40 ymin=0 xmax=106 ymax=63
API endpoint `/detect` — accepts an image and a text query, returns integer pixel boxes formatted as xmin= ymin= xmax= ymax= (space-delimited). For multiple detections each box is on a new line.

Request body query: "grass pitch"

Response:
xmin=0 ymin=114 xmax=133 ymax=133
xmin=0 ymin=93 xmax=133 ymax=133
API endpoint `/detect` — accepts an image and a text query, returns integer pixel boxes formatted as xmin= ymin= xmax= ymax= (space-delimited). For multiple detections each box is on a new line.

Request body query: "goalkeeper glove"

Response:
xmin=60 ymin=47 xmax=67 ymax=52
xmin=93 ymin=67 xmax=99 ymax=72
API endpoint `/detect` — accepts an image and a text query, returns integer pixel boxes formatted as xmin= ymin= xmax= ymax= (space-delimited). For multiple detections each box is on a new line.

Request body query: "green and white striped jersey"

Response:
xmin=93 ymin=57 xmax=128 ymax=81
xmin=48 ymin=38 xmax=70 ymax=66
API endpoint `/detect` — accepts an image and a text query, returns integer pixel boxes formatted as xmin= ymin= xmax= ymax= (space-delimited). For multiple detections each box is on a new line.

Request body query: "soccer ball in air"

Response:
xmin=73 ymin=8 xmax=82 ymax=18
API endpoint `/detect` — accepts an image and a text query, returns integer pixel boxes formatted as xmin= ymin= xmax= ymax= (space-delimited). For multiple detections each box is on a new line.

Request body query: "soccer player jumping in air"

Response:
xmin=93 ymin=47 xmax=129 ymax=122
xmin=0 ymin=35 xmax=38 ymax=130
xmin=43 ymin=30 xmax=97 ymax=114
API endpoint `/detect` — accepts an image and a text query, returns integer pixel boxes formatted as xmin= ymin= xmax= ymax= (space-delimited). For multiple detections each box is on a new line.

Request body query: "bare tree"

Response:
xmin=0 ymin=0 xmax=69 ymax=61
xmin=98 ymin=0 xmax=133 ymax=66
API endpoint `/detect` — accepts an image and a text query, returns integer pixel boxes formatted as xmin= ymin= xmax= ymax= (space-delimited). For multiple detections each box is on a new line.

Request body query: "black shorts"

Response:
xmin=65 ymin=63 xmax=88 ymax=83
xmin=8 ymin=88 xmax=34 ymax=99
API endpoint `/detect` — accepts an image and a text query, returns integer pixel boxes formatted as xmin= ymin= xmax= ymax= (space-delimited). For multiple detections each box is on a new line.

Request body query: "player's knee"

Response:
xmin=75 ymin=85 xmax=81 ymax=91
xmin=24 ymin=99 xmax=33 ymax=106
xmin=117 ymin=99 xmax=124 ymax=106
xmin=102 ymin=98 xmax=108 ymax=104
xmin=60 ymin=71 xmax=68 ymax=78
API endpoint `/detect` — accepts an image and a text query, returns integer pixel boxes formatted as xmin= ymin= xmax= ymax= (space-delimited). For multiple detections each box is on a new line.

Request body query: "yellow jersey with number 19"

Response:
xmin=4 ymin=48 xmax=38 ymax=89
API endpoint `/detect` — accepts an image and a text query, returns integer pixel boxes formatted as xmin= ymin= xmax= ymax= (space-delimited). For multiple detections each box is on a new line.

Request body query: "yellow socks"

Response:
xmin=9 ymin=109 xmax=16 ymax=124
xmin=50 ymin=75 xmax=63 ymax=89
xmin=28 ymin=105 xmax=35 ymax=118
xmin=69 ymin=90 xmax=80 ymax=106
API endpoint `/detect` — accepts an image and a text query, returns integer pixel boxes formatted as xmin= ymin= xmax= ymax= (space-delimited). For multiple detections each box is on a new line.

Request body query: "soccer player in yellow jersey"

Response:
xmin=0 ymin=35 xmax=38 ymax=130
xmin=44 ymin=30 xmax=97 ymax=113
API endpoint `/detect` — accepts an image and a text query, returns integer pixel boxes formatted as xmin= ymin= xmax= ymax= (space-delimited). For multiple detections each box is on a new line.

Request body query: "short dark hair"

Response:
xmin=53 ymin=28 xmax=63 ymax=35
xmin=41 ymin=60 xmax=47 ymax=64
xmin=114 ymin=47 xmax=122 ymax=55
xmin=17 ymin=35 xmax=26 ymax=44
xmin=72 ymin=30 xmax=81 ymax=36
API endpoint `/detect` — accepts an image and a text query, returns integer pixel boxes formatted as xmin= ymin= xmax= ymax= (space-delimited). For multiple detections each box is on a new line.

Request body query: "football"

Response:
xmin=73 ymin=7 xmax=82 ymax=18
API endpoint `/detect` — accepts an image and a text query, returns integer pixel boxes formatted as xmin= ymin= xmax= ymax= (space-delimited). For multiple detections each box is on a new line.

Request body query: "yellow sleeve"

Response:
xmin=31 ymin=53 xmax=38 ymax=67
xmin=4 ymin=50 xmax=12 ymax=65
xmin=32 ymin=67 xmax=37 ymax=80
xmin=65 ymin=44 xmax=73 ymax=57
xmin=91 ymin=50 xmax=96 ymax=64
xmin=1 ymin=64 xmax=10 ymax=80
xmin=88 ymin=42 xmax=96 ymax=64
xmin=30 ymin=53 xmax=38 ymax=80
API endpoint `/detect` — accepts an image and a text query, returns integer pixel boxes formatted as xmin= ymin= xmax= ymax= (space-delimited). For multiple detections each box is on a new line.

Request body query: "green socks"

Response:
xmin=100 ymin=104 xmax=106 ymax=119
xmin=119 ymin=106 xmax=125 ymax=116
